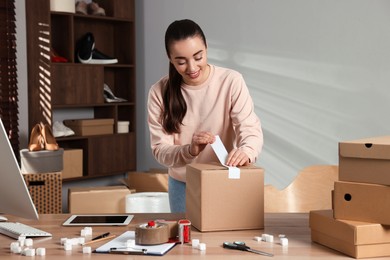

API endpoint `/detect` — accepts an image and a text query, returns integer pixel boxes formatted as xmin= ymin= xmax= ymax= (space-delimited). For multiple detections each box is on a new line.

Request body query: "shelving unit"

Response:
xmin=25 ymin=0 xmax=136 ymax=180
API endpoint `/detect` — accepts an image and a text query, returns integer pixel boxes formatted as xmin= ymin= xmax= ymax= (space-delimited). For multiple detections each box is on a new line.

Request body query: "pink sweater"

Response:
xmin=148 ymin=65 xmax=263 ymax=182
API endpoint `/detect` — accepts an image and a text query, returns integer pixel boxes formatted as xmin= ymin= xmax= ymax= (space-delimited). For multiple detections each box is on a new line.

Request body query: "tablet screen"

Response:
xmin=63 ymin=214 xmax=134 ymax=226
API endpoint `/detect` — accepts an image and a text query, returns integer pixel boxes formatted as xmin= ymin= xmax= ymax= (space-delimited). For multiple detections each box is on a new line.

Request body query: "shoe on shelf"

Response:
xmin=53 ymin=121 xmax=75 ymax=138
xmin=89 ymin=49 xmax=118 ymax=64
xmin=76 ymin=1 xmax=88 ymax=15
xmin=40 ymin=123 xmax=59 ymax=151
xmin=50 ymin=49 xmax=68 ymax=63
xmin=76 ymin=32 xmax=95 ymax=63
xmin=104 ymin=83 xmax=127 ymax=103
xmin=28 ymin=124 xmax=44 ymax=152
xmin=87 ymin=2 xmax=106 ymax=16
xmin=76 ymin=32 xmax=118 ymax=64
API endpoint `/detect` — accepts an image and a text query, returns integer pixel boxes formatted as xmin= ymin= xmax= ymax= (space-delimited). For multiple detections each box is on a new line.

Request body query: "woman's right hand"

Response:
xmin=189 ymin=131 xmax=215 ymax=156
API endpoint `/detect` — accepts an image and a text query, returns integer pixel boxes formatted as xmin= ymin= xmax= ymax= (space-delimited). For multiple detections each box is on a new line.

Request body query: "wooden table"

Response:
xmin=0 ymin=213 xmax=387 ymax=259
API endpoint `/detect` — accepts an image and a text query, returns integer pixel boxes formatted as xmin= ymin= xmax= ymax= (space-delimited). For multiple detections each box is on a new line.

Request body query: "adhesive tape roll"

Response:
xmin=156 ymin=220 xmax=178 ymax=239
xmin=135 ymin=223 xmax=169 ymax=245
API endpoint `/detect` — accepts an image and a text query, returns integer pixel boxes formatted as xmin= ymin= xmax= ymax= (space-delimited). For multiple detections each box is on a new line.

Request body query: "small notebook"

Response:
xmin=95 ymin=231 xmax=176 ymax=256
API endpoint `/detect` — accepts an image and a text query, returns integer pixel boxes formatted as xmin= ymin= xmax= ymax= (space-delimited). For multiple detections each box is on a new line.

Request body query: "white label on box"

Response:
xmin=227 ymin=166 xmax=240 ymax=179
xmin=211 ymin=135 xmax=240 ymax=179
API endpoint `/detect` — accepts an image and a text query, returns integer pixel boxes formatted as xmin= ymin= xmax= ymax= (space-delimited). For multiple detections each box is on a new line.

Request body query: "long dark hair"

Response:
xmin=162 ymin=19 xmax=207 ymax=134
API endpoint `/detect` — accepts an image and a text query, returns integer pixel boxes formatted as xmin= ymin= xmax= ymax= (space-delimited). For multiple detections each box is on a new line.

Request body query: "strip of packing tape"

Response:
xmin=135 ymin=223 xmax=169 ymax=245
xmin=210 ymin=135 xmax=240 ymax=179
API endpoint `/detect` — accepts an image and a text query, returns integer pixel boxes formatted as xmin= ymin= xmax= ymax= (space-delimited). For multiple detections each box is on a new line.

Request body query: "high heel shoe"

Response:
xmin=40 ymin=123 xmax=59 ymax=151
xmin=28 ymin=124 xmax=44 ymax=151
xmin=87 ymin=2 xmax=106 ymax=16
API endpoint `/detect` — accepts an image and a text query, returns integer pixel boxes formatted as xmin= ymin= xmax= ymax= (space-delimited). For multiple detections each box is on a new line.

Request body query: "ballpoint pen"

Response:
xmin=83 ymin=233 xmax=116 ymax=246
xmin=109 ymin=247 xmax=147 ymax=255
xmin=92 ymin=232 xmax=110 ymax=241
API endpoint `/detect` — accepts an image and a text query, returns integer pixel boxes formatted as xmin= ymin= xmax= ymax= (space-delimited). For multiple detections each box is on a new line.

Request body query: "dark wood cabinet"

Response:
xmin=25 ymin=0 xmax=136 ymax=180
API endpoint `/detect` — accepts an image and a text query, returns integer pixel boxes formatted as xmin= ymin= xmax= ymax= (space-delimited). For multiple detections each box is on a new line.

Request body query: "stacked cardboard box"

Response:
xmin=310 ymin=136 xmax=390 ymax=258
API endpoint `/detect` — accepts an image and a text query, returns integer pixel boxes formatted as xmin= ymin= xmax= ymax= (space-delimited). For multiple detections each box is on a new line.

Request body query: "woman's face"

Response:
xmin=168 ymin=36 xmax=209 ymax=86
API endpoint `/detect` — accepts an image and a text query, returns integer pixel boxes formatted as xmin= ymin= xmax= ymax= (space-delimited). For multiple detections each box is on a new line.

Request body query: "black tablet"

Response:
xmin=63 ymin=214 xmax=134 ymax=226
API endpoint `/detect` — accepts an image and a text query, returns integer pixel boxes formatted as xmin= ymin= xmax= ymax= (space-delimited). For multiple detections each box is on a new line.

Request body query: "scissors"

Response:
xmin=223 ymin=241 xmax=273 ymax=257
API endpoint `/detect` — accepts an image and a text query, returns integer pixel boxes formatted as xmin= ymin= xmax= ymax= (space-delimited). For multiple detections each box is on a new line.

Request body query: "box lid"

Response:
xmin=64 ymin=118 xmax=114 ymax=126
xmin=187 ymin=163 xmax=261 ymax=171
xmin=310 ymin=209 xmax=390 ymax=245
xmin=339 ymin=136 xmax=390 ymax=160
xmin=70 ymin=186 xmax=129 ymax=193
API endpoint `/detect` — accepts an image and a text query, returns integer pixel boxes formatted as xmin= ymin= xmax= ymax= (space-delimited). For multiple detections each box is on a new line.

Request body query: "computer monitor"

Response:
xmin=0 ymin=119 xmax=39 ymax=220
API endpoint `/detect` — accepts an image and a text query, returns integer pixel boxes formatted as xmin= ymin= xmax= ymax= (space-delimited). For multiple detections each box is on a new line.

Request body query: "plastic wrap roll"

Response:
xmin=135 ymin=223 xmax=169 ymax=245
xmin=125 ymin=192 xmax=170 ymax=213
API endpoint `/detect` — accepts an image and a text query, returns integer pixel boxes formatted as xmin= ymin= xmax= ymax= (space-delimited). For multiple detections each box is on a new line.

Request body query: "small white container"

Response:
xmin=50 ymin=0 xmax=75 ymax=13
xmin=117 ymin=121 xmax=130 ymax=133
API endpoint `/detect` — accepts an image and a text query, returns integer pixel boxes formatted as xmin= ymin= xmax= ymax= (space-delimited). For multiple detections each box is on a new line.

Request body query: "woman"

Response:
xmin=148 ymin=19 xmax=263 ymax=213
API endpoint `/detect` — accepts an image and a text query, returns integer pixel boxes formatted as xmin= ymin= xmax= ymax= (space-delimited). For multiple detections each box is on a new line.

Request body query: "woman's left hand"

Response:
xmin=226 ymin=149 xmax=250 ymax=167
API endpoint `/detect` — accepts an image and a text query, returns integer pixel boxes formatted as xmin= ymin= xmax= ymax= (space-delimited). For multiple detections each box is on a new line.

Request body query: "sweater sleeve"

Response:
xmin=229 ymin=73 xmax=263 ymax=163
xmin=147 ymin=82 xmax=196 ymax=168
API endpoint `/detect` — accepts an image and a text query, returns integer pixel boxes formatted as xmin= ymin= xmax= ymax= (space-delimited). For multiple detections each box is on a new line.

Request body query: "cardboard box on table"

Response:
xmin=68 ymin=186 xmax=135 ymax=213
xmin=186 ymin=163 xmax=264 ymax=232
xmin=310 ymin=209 xmax=390 ymax=259
xmin=333 ymin=181 xmax=390 ymax=225
xmin=339 ymin=136 xmax=390 ymax=185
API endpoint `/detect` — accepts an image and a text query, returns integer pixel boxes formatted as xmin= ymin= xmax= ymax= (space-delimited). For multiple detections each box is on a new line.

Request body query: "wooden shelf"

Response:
xmin=26 ymin=0 xmax=136 ymax=180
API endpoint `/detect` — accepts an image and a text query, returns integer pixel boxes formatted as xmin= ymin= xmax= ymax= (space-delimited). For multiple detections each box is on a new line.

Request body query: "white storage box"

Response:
xmin=117 ymin=121 xmax=130 ymax=133
xmin=50 ymin=0 xmax=75 ymax=13
xmin=20 ymin=148 xmax=64 ymax=174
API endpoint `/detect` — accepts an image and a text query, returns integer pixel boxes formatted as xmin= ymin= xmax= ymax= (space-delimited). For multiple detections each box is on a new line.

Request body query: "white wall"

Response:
xmin=136 ymin=0 xmax=390 ymax=189
xmin=15 ymin=0 xmax=28 ymax=149
xmin=16 ymin=1 xmax=390 ymax=191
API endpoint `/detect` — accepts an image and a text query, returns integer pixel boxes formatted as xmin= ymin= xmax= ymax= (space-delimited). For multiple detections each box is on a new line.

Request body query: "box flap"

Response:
xmin=125 ymin=171 xmax=168 ymax=192
xmin=339 ymin=136 xmax=390 ymax=160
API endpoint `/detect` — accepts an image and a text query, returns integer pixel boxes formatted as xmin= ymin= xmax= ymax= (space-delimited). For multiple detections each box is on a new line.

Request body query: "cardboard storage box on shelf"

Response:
xmin=20 ymin=148 xmax=64 ymax=174
xmin=64 ymin=118 xmax=114 ymax=136
xmin=50 ymin=0 xmax=75 ymax=13
xmin=310 ymin=209 xmax=390 ymax=259
xmin=339 ymin=136 xmax=390 ymax=185
xmin=68 ymin=186 xmax=135 ymax=214
xmin=186 ymin=163 xmax=264 ymax=232
xmin=62 ymin=149 xmax=83 ymax=179
xmin=333 ymin=181 xmax=390 ymax=225
xmin=23 ymin=172 xmax=62 ymax=214
xmin=125 ymin=169 xmax=168 ymax=192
